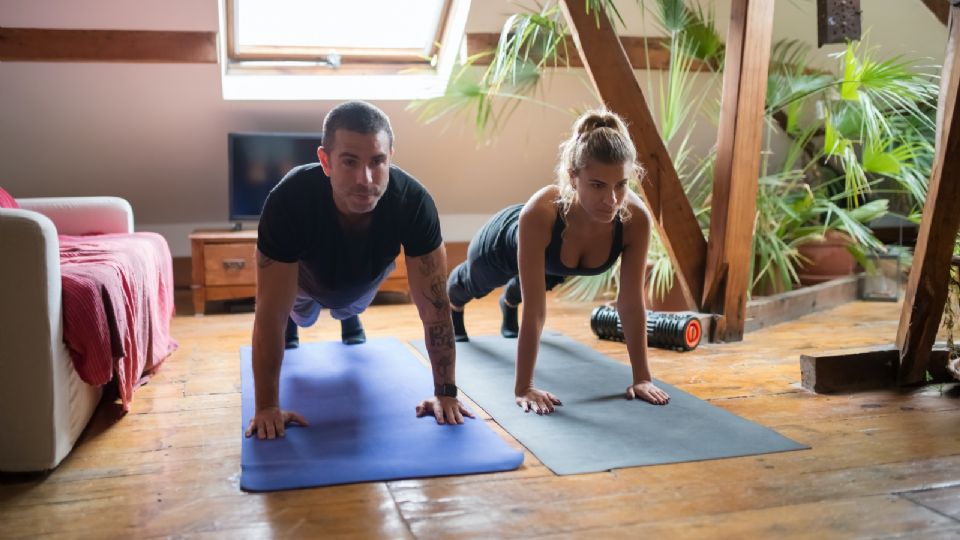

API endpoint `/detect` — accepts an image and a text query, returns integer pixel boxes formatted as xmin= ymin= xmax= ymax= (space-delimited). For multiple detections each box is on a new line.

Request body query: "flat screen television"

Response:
xmin=228 ymin=132 xmax=323 ymax=221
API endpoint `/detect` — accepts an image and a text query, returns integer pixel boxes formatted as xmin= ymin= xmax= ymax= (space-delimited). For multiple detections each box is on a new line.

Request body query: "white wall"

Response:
xmin=0 ymin=0 xmax=947 ymax=256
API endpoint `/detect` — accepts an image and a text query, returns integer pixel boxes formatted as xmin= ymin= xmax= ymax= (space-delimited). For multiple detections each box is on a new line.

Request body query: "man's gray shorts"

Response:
xmin=290 ymin=261 xmax=395 ymax=327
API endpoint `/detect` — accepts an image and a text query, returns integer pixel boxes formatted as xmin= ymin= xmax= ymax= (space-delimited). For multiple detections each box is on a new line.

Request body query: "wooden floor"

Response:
xmin=2 ymin=292 xmax=960 ymax=539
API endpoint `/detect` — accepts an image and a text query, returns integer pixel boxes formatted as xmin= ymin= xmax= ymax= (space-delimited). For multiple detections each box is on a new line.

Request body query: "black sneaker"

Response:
xmin=452 ymin=309 xmax=469 ymax=342
xmin=341 ymin=315 xmax=366 ymax=345
xmin=500 ymin=295 xmax=519 ymax=338
xmin=284 ymin=317 xmax=300 ymax=349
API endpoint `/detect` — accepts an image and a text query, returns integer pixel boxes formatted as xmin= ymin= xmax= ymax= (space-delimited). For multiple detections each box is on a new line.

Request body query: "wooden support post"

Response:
xmin=702 ymin=0 xmax=776 ymax=342
xmin=559 ymin=1 xmax=707 ymax=311
xmin=896 ymin=3 xmax=960 ymax=384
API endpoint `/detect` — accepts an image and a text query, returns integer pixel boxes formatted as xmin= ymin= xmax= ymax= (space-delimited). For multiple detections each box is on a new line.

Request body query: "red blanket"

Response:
xmin=59 ymin=233 xmax=177 ymax=410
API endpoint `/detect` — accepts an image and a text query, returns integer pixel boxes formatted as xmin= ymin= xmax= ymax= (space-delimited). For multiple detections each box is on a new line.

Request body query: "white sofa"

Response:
xmin=0 ymin=197 xmax=134 ymax=472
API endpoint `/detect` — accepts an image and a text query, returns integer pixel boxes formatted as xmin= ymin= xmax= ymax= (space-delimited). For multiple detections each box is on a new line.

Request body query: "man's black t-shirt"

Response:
xmin=257 ymin=163 xmax=442 ymax=306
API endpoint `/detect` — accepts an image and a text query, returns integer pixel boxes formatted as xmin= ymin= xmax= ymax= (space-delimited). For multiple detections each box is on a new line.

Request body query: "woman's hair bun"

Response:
xmin=575 ymin=112 xmax=624 ymax=137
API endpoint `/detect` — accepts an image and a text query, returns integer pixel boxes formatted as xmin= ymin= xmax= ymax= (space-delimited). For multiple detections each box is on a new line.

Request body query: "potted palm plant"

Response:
xmin=758 ymin=36 xmax=937 ymax=293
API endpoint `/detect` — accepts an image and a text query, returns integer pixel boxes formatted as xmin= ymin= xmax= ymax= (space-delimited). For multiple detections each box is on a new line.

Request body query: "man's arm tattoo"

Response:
xmin=427 ymin=323 xmax=455 ymax=382
xmin=418 ymin=253 xmax=439 ymax=276
xmin=421 ymin=276 xmax=448 ymax=313
xmin=427 ymin=322 xmax=454 ymax=349
xmin=428 ymin=347 xmax=454 ymax=383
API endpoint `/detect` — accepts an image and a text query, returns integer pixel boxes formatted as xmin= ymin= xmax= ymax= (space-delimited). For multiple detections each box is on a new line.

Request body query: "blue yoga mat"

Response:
xmin=240 ymin=338 xmax=523 ymax=492
xmin=412 ymin=333 xmax=807 ymax=475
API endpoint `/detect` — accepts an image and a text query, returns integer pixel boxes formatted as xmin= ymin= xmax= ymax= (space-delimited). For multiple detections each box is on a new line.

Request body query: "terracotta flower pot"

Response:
xmin=796 ymin=230 xmax=857 ymax=286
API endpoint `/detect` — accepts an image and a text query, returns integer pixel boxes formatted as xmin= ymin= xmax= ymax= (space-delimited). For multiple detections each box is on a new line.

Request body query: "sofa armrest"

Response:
xmin=0 ymin=208 xmax=63 ymax=469
xmin=17 ymin=196 xmax=134 ymax=235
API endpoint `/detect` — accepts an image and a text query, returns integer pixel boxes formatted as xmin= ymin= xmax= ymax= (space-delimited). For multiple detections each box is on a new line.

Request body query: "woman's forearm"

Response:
xmin=618 ymin=304 xmax=652 ymax=384
xmin=514 ymin=311 xmax=545 ymax=394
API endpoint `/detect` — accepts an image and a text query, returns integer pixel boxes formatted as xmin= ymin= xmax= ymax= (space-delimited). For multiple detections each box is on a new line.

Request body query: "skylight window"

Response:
xmin=226 ymin=0 xmax=451 ymax=66
xmin=219 ymin=0 xmax=470 ymax=100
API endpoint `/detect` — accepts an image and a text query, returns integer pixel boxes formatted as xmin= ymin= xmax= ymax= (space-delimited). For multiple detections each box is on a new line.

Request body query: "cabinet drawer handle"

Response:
xmin=223 ymin=259 xmax=247 ymax=270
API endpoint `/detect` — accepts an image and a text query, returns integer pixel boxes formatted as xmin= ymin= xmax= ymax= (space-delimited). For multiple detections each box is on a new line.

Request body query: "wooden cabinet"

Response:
xmin=190 ymin=231 xmax=258 ymax=315
xmin=189 ymin=230 xmax=409 ymax=315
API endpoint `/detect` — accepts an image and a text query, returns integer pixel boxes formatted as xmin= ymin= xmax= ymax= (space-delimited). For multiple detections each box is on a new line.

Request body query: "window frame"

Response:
xmin=224 ymin=0 xmax=454 ymax=70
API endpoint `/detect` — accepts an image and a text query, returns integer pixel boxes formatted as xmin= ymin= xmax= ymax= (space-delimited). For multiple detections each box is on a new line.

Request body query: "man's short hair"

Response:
xmin=322 ymin=101 xmax=394 ymax=151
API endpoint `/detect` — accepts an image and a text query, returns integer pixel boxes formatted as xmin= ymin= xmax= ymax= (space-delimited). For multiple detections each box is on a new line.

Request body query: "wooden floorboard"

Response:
xmin=1 ymin=292 xmax=958 ymax=538
xmin=530 ymin=495 xmax=960 ymax=539
xmin=901 ymin=485 xmax=960 ymax=522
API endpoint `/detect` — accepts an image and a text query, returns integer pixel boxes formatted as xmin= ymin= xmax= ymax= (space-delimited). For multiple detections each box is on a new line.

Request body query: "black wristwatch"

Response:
xmin=435 ymin=383 xmax=458 ymax=398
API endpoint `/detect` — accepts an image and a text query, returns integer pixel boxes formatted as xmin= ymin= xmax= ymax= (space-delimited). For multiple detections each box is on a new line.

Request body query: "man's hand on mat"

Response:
xmin=415 ymin=396 xmax=475 ymax=425
xmin=245 ymin=407 xmax=309 ymax=439
xmin=626 ymin=381 xmax=670 ymax=405
xmin=515 ymin=388 xmax=562 ymax=415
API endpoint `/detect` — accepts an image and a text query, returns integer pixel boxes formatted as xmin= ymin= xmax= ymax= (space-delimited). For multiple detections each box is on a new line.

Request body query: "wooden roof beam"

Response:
xmin=922 ymin=0 xmax=950 ymax=26
xmin=0 ymin=28 xmax=217 ymax=63
xmin=465 ymin=33 xmax=714 ymax=71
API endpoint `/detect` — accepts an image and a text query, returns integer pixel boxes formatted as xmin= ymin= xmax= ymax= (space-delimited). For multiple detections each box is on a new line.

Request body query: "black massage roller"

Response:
xmin=590 ymin=305 xmax=702 ymax=351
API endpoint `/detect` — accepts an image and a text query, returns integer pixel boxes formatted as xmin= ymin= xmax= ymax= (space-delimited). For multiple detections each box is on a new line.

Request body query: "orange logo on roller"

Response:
xmin=685 ymin=320 xmax=702 ymax=347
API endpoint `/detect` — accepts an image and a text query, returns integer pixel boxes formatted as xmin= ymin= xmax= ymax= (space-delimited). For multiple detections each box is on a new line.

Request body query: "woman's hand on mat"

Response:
xmin=415 ymin=397 xmax=475 ymax=425
xmin=626 ymin=381 xmax=670 ymax=405
xmin=515 ymin=388 xmax=562 ymax=415
xmin=245 ymin=407 xmax=309 ymax=439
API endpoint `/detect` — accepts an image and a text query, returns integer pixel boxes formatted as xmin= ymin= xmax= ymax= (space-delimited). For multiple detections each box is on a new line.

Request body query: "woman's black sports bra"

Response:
xmin=543 ymin=207 xmax=623 ymax=276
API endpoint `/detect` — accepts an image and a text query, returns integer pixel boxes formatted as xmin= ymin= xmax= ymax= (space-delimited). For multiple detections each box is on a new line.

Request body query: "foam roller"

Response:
xmin=590 ymin=305 xmax=701 ymax=351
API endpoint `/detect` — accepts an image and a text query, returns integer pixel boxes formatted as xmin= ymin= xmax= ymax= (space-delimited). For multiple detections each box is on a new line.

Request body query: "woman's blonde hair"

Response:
xmin=554 ymin=109 xmax=643 ymax=221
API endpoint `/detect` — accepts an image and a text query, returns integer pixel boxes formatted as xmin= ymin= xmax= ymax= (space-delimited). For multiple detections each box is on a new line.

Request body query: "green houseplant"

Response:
xmin=411 ymin=0 xmax=937 ymax=302
xmin=755 ymin=34 xmax=937 ymax=293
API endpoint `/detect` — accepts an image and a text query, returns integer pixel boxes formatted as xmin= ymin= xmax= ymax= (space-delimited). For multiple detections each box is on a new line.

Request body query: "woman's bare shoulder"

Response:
xmin=518 ymin=185 xmax=560 ymax=241
xmin=622 ymin=190 xmax=651 ymax=240
xmin=521 ymin=185 xmax=560 ymax=219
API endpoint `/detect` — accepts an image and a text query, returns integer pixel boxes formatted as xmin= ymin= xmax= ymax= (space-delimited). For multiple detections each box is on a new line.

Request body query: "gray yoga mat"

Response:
xmin=412 ymin=333 xmax=807 ymax=475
